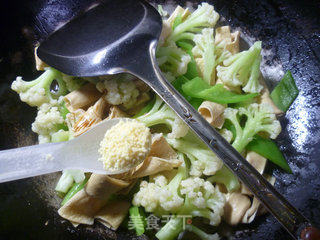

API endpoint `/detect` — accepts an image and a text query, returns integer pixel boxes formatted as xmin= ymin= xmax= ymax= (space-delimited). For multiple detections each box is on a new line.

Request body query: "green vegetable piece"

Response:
xmin=156 ymin=216 xmax=183 ymax=240
xmin=51 ymin=130 xmax=70 ymax=143
xmin=129 ymin=206 xmax=146 ymax=236
xmin=176 ymin=41 xmax=199 ymax=79
xmin=182 ymin=77 xmax=258 ymax=104
xmin=247 ymin=135 xmax=292 ymax=173
xmin=61 ymin=177 xmax=88 ymax=206
xmin=11 ymin=67 xmax=68 ymax=107
xmin=133 ymin=95 xmax=156 ymax=118
xmin=59 ymin=101 xmax=70 ymax=119
xmin=172 ymin=14 xmax=182 ymax=30
xmin=270 ymin=70 xmax=299 ymax=112
xmin=185 ymin=224 xmax=219 ymax=240
xmin=207 ymin=165 xmax=240 ymax=192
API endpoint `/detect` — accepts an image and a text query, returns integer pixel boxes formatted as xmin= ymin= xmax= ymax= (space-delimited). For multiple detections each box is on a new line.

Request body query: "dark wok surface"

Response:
xmin=0 ymin=0 xmax=319 ymax=239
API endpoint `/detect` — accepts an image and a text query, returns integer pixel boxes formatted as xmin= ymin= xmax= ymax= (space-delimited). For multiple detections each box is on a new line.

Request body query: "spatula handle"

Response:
xmin=129 ymin=40 xmax=318 ymax=240
xmin=0 ymin=143 xmax=62 ymax=183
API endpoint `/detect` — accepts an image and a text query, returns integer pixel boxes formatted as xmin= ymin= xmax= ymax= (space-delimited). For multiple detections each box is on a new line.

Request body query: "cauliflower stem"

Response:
xmin=166 ymin=132 xmax=223 ymax=177
xmin=137 ymin=96 xmax=188 ymax=139
xmin=11 ymin=67 xmax=67 ymax=107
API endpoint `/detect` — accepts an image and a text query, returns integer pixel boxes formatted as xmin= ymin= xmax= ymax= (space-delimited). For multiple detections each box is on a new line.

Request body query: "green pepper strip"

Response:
xmin=270 ymin=70 xmax=299 ymax=112
xmin=246 ymin=135 xmax=292 ymax=173
xmin=172 ymin=76 xmax=203 ymax=109
xmin=182 ymin=77 xmax=258 ymax=104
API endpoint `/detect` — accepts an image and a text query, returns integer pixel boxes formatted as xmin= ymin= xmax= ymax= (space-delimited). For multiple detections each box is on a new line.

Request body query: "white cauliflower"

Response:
xmin=224 ymin=103 xmax=281 ymax=152
xmin=32 ymin=103 xmax=65 ymax=143
xmin=133 ymin=167 xmax=186 ymax=215
xmin=216 ymin=41 xmax=263 ymax=93
xmin=166 ymin=132 xmax=223 ymax=176
xmin=180 ymin=177 xmax=225 ymax=225
xmin=96 ymin=76 xmax=139 ymax=109
xmin=192 ymin=28 xmax=231 ymax=85
xmin=156 ymin=43 xmax=191 ymax=77
xmin=11 ymin=68 xmax=67 ymax=107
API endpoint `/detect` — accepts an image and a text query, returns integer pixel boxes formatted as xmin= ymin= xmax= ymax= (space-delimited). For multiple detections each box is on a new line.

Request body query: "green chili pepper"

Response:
xmin=172 ymin=76 xmax=203 ymax=109
xmin=246 ymin=135 xmax=292 ymax=173
xmin=182 ymin=77 xmax=259 ymax=104
xmin=270 ymin=70 xmax=299 ymax=112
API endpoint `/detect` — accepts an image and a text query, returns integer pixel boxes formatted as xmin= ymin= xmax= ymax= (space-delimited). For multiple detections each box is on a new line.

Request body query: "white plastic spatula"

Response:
xmin=0 ymin=118 xmax=126 ymax=183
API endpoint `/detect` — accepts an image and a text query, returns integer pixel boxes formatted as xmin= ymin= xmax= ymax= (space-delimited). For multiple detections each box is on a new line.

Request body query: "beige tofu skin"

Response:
xmin=198 ymin=101 xmax=226 ymax=129
xmin=34 ymin=47 xmax=48 ymax=70
xmin=240 ymin=151 xmax=267 ymax=195
xmin=224 ymin=151 xmax=268 ymax=225
xmin=215 ymin=26 xmax=240 ymax=55
xmin=215 ymin=26 xmax=242 ymax=92
xmin=224 ymin=192 xmax=251 ymax=225
xmin=259 ymin=80 xmax=284 ymax=115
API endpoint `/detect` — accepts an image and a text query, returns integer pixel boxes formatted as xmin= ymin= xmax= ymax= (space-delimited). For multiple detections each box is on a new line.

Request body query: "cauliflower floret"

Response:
xmin=217 ymin=41 xmax=263 ymax=93
xmin=133 ymin=180 xmax=162 ymax=212
xmin=11 ymin=68 xmax=67 ymax=107
xmin=180 ymin=177 xmax=225 ymax=225
xmin=157 ymin=43 xmax=191 ymax=77
xmin=166 ymin=133 xmax=223 ymax=176
xmin=32 ymin=103 xmax=65 ymax=143
xmin=133 ymin=167 xmax=186 ymax=215
xmin=156 ymin=177 xmax=225 ymax=240
xmin=96 ymin=77 xmax=139 ymax=109
xmin=168 ymin=3 xmax=220 ymax=42
xmin=192 ymin=28 xmax=231 ymax=85
xmin=224 ymin=103 xmax=281 ymax=152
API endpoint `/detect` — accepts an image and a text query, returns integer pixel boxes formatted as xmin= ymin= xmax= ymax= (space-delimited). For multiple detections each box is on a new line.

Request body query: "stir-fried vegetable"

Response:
xmin=61 ymin=176 xmax=88 ymax=206
xmin=270 ymin=70 xmax=299 ymax=112
xmin=129 ymin=206 xmax=147 ymax=236
xmin=246 ymin=135 xmax=292 ymax=173
xmin=181 ymin=77 xmax=259 ymax=104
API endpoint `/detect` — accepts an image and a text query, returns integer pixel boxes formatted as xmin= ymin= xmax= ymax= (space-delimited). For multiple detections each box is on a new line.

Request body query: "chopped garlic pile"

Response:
xmin=98 ymin=120 xmax=151 ymax=171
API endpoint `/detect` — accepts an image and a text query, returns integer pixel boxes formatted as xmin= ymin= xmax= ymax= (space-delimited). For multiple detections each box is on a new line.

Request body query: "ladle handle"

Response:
xmin=129 ymin=41 xmax=318 ymax=239
xmin=0 ymin=143 xmax=62 ymax=183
